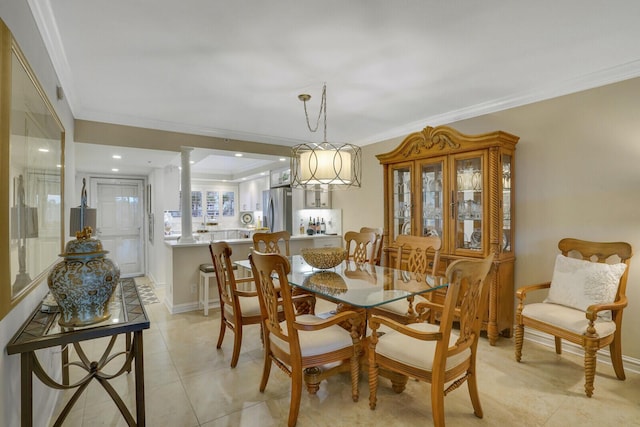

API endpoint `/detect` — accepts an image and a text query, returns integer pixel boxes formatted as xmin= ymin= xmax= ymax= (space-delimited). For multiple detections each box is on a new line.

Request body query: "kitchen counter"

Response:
xmin=164 ymin=232 xmax=340 ymax=247
xmin=162 ymin=234 xmax=342 ymax=314
xmin=164 ymin=227 xmax=256 ymax=241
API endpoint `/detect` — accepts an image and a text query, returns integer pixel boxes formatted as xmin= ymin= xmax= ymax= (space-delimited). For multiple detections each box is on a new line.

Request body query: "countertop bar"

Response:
xmin=162 ymin=233 xmax=343 ymax=314
xmin=164 ymin=233 xmax=341 ymax=248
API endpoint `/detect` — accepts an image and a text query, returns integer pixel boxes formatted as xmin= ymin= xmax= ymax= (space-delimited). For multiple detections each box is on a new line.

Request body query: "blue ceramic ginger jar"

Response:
xmin=48 ymin=227 xmax=120 ymax=327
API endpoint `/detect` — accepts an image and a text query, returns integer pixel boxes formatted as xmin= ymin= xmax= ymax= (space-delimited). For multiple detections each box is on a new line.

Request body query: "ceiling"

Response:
xmin=30 ymin=1 xmax=640 ymax=177
xmin=73 ymin=143 xmax=288 ymax=179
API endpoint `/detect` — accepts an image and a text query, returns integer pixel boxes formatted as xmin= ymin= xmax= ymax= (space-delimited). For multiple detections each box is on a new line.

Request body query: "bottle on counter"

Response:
xmin=299 ymin=219 xmax=305 ymax=235
xmin=320 ymin=218 xmax=326 ymax=234
xmin=257 ymin=215 xmax=262 ymax=228
xmin=307 ymin=217 xmax=315 ymax=235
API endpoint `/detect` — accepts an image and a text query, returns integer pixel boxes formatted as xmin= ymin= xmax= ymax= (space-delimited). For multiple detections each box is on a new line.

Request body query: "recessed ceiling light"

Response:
xmin=38 ymin=148 xmax=49 ymax=153
xmin=190 ymin=160 xmax=194 ymax=164
xmin=111 ymin=168 xmax=119 ymax=172
xmin=56 ymin=164 xmax=62 ymax=168
xmin=112 ymin=154 xmax=121 ymax=159
xmin=235 ymin=153 xmax=243 ymax=157
xmin=222 ymin=179 xmax=228 ymax=182
xmin=279 ymin=158 xmax=286 ymax=161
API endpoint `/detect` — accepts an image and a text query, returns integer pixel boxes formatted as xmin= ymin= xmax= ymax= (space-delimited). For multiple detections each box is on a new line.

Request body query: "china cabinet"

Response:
xmin=377 ymin=125 xmax=518 ymax=344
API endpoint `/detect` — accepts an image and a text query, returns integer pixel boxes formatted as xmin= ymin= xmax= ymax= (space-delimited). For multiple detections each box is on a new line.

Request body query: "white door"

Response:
xmin=90 ymin=178 xmax=145 ymax=277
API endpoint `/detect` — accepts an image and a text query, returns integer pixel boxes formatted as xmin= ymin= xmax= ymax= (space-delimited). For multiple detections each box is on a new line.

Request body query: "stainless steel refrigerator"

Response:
xmin=262 ymin=187 xmax=293 ymax=234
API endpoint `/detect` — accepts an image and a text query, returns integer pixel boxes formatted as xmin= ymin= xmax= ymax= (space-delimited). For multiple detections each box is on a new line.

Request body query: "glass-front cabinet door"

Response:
xmin=452 ymin=152 xmax=485 ymax=254
xmin=502 ymin=153 xmax=513 ymax=253
xmin=390 ymin=162 xmax=413 ymax=242
xmin=419 ymin=158 xmax=445 ymax=240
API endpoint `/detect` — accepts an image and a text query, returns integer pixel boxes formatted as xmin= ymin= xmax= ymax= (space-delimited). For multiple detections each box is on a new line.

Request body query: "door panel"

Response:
xmin=91 ymin=178 xmax=144 ymax=277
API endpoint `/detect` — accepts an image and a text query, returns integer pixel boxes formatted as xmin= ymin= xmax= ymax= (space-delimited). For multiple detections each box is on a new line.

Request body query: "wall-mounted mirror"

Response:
xmin=0 ymin=19 xmax=65 ymax=320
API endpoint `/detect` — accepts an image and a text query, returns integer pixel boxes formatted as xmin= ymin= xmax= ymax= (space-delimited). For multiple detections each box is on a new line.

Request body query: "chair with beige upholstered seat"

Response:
xmin=360 ymin=226 xmax=384 ymax=265
xmin=252 ymin=230 xmax=291 ymax=256
xmin=249 ymin=250 xmax=362 ymax=427
xmin=209 ymin=241 xmax=274 ymax=368
xmin=344 ymin=231 xmax=377 ymax=264
xmin=515 ymin=238 xmax=632 ymax=397
xmin=368 ymin=254 xmax=494 ymax=427
xmin=370 ymin=234 xmax=442 ymax=324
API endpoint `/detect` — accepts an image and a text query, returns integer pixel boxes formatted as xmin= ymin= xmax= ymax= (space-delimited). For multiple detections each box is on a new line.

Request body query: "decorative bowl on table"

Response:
xmin=300 ymin=247 xmax=346 ymax=270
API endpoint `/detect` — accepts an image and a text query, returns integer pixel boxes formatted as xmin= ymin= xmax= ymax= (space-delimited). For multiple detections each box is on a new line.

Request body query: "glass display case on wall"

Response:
xmin=378 ymin=126 xmax=518 ymax=345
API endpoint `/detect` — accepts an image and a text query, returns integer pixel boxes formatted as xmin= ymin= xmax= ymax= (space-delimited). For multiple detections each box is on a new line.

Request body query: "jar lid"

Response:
xmin=62 ymin=227 xmax=109 ymax=257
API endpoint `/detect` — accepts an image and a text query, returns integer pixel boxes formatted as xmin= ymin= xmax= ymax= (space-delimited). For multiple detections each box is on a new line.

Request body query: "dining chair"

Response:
xmin=252 ymin=230 xmax=291 ymax=255
xmin=370 ymin=234 xmax=442 ymax=324
xmin=360 ymin=226 xmax=384 ymax=265
xmin=209 ymin=241 xmax=273 ymax=368
xmin=252 ymin=229 xmax=318 ymax=315
xmin=368 ymin=254 xmax=494 ymax=427
xmin=515 ymin=238 xmax=632 ymax=397
xmin=344 ymin=231 xmax=377 ymax=263
xmin=249 ymin=250 xmax=363 ymax=427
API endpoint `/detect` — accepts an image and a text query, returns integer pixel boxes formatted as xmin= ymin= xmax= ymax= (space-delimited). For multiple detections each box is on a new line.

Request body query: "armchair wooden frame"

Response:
xmin=515 ymin=238 xmax=632 ymax=397
xmin=372 ymin=234 xmax=442 ymax=324
xmin=344 ymin=231 xmax=377 ymax=264
xmin=249 ymin=250 xmax=362 ymax=427
xmin=209 ymin=241 xmax=269 ymax=368
xmin=368 ymin=254 xmax=494 ymax=427
xmin=252 ymin=230 xmax=291 ymax=255
xmin=360 ymin=227 xmax=384 ymax=265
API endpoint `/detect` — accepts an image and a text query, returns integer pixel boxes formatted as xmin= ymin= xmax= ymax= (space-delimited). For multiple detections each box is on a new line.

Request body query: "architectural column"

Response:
xmin=179 ymin=147 xmax=196 ymax=243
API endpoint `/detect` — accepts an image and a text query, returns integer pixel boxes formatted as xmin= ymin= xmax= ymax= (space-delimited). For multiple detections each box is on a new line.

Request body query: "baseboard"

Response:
xmin=164 ymin=300 xmax=221 ymax=315
xmin=145 ymin=272 xmax=165 ymax=289
xmin=524 ymin=329 xmax=640 ymax=374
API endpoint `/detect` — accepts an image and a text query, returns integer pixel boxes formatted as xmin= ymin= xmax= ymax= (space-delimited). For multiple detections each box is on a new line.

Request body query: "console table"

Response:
xmin=6 ymin=280 xmax=150 ymax=426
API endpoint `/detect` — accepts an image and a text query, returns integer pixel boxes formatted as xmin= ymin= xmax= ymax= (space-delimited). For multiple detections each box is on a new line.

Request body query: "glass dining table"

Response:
xmin=235 ymin=255 xmax=447 ymax=312
xmin=235 ymin=254 xmax=447 ymax=393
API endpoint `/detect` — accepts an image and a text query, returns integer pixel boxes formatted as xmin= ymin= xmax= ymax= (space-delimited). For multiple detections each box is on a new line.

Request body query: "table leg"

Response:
xmin=134 ymin=331 xmax=146 ymax=426
xmin=61 ymin=345 xmax=69 ymax=385
xmin=21 ymin=352 xmax=33 ymax=427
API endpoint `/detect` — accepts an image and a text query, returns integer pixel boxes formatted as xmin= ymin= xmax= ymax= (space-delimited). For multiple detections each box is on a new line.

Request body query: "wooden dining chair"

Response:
xmin=515 ymin=238 xmax=632 ymax=397
xmin=209 ymin=241 xmax=273 ymax=368
xmin=370 ymin=234 xmax=442 ymax=324
xmin=368 ymin=254 xmax=494 ymax=427
xmin=252 ymin=230 xmax=291 ymax=255
xmin=360 ymin=226 xmax=384 ymax=265
xmin=344 ymin=231 xmax=377 ymax=264
xmin=249 ymin=250 xmax=362 ymax=427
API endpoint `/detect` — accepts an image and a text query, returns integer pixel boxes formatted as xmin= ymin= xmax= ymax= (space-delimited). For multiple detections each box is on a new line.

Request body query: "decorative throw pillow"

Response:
xmin=544 ymin=254 xmax=626 ymax=320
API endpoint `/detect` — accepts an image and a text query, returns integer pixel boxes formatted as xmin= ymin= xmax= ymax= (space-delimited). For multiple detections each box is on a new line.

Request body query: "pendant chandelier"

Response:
xmin=290 ymin=84 xmax=362 ymax=190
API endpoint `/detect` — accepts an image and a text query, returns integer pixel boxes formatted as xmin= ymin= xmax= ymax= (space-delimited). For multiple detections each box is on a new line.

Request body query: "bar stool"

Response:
xmin=199 ymin=263 xmax=216 ymax=315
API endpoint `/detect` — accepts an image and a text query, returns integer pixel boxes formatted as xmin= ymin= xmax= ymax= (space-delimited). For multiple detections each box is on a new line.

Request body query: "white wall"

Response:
xmin=0 ymin=3 xmax=76 ymax=425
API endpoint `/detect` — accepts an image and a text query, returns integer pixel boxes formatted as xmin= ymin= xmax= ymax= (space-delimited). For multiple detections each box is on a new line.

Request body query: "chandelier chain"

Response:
xmin=302 ymin=84 xmax=328 ymax=142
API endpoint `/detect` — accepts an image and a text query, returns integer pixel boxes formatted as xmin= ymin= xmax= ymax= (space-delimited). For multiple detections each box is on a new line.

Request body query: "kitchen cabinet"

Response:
xmin=304 ymin=185 xmax=331 ymax=208
xmin=312 ymin=236 xmax=342 ymax=248
xmin=270 ymin=168 xmax=291 ymax=187
xmin=239 ymin=176 xmax=268 ymax=211
xmin=377 ymin=125 xmax=518 ymax=344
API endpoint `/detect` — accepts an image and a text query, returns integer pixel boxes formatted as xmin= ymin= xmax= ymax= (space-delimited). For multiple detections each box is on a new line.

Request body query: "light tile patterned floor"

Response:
xmin=52 ymin=284 xmax=640 ymax=426
xmin=129 ymin=277 xmax=160 ymax=305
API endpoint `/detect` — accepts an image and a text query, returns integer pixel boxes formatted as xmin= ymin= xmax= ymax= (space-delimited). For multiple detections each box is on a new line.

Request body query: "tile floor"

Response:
xmin=52 ymin=280 xmax=640 ymax=426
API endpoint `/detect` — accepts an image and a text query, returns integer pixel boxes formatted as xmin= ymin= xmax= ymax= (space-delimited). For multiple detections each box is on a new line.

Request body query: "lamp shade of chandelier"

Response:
xmin=290 ymin=84 xmax=362 ymax=190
